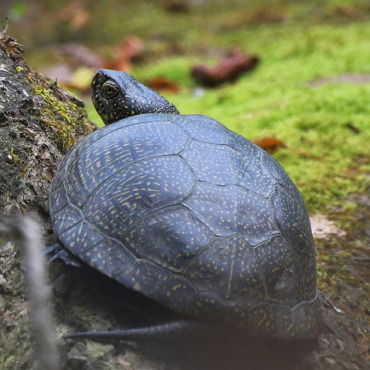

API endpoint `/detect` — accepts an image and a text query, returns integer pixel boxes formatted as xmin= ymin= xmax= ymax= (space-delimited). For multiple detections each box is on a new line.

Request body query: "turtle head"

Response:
xmin=91 ymin=69 xmax=180 ymax=125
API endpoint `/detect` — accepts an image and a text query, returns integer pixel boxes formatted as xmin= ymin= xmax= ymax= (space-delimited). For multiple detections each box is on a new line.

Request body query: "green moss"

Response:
xmin=30 ymin=74 xmax=93 ymax=149
xmin=33 ymin=84 xmax=71 ymax=119
xmin=33 ymin=84 xmax=75 ymax=147
xmin=41 ymin=173 xmax=51 ymax=183
xmin=20 ymin=162 xmax=29 ymax=180
xmin=9 ymin=148 xmax=19 ymax=165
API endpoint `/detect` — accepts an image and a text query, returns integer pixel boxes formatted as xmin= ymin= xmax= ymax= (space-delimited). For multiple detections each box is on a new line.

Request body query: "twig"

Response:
xmin=0 ymin=215 xmax=60 ymax=370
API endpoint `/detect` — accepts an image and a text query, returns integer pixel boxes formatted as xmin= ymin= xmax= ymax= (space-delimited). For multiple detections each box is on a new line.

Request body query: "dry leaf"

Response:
xmin=191 ymin=49 xmax=259 ymax=87
xmin=57 ymin=1 xmax=90 ymax=30
xmin=253 ymin=137 xmax=286 ymax=154
xmin=104 ymin=36 xmax=144 ymax=72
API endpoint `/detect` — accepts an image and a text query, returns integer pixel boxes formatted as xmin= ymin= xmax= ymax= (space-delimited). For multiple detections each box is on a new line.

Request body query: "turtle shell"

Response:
xmin=50 ymin=113 xmax=321 ymax=339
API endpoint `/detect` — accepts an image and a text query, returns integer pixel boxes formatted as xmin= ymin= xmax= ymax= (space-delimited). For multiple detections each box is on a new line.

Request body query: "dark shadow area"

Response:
xmin=52 ymin=262 xmax=319 ymax=370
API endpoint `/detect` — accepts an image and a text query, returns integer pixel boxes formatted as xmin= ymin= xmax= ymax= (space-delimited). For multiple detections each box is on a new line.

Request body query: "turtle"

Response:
xmin=49 ymin=68 xmax=322 ymax=341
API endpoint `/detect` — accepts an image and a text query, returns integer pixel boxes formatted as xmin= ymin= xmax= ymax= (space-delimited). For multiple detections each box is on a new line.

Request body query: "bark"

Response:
xmin=0 ymin=34 xmax=93 ymax=217
xmin=0 ymin=31 xmax=94 ymax=369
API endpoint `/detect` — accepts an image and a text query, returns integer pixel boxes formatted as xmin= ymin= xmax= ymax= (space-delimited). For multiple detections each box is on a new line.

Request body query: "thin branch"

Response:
xmin=0 ymin=215 xmax=60 ymax=370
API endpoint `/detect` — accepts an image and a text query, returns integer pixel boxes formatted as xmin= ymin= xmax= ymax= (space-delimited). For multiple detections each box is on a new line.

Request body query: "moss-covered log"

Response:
xmin=0 ymin=31 xmax=95 ymax=369
xmin=0 ymin=33 xmax=94 ymax=216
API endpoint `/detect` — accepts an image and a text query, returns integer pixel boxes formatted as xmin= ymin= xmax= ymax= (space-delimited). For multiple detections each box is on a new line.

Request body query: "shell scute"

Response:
xmin=123 ymin=206 xmax=214 ymax=273
xmin=183 ymin=182 xmax=278 ymax=245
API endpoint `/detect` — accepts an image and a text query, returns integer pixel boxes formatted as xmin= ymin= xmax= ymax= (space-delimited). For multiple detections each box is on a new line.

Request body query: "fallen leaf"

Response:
xmin=191 ymin=49 xmax=259 ymax=87
xmin=104 ymin=36 xmax=144 ymax=72
xmin=253 ymin=137 xmax=285 ymax=154
xmin=57 ymin=1 xmax=90 ymax=30
xmin=146 ymin=77 xmax=179 ymax=93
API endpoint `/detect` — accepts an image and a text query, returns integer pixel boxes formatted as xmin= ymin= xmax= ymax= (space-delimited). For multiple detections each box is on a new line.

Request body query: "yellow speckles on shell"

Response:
xmin=181 ymin=140 xmax=275 ymax=198
xmin=257 ymin=310 xmax=267 ymax=327
xmin=83 ymin=156 xmax=195 ymax=239
xmin=184 ymin=182 xmax=278 ymax=246
xmin=124 ymin=207 xmax=213 ymax=273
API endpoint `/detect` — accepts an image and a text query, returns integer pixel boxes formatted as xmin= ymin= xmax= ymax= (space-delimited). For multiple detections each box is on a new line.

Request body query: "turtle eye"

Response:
xmin=102 ymin=80 xmax=119 ymax=99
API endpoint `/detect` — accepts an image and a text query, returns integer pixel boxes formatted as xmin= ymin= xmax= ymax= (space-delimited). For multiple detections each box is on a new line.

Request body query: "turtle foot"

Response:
xmin=44 ymin=242 xmax=82 ymax=267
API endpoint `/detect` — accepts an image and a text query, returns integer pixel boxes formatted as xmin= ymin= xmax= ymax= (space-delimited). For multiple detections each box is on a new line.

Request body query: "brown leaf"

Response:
xmin=146 ymin=77 xmax=179 ymax=93
xmin=57 ymin=1 xmax=90 ymax=30
xmin=70 ymin=10 xmax=89 ymax=30
xmin=253 ymin=137 xmax=286 ymax=154
xmin=254 ymin=137 xmax=311 ymax=157
xmin=191 ymin=49 xmax=259 ymax=87
xmin=104 ymin=36 xmax=144 ymax=73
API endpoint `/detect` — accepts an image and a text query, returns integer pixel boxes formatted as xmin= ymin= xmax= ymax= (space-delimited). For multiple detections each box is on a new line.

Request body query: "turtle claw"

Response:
xmin=64 ymin=321 xmax=197 ymax=341
xmin=44 ymin=242 xmax=82 ymax=267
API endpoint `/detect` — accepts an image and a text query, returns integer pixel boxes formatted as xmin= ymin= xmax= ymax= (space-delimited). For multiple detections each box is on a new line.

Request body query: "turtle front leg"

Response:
xmin=44 ymin=242 xmax=82 ymax=267
xmin=64 ymin=320 xmax=199 ymax=341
